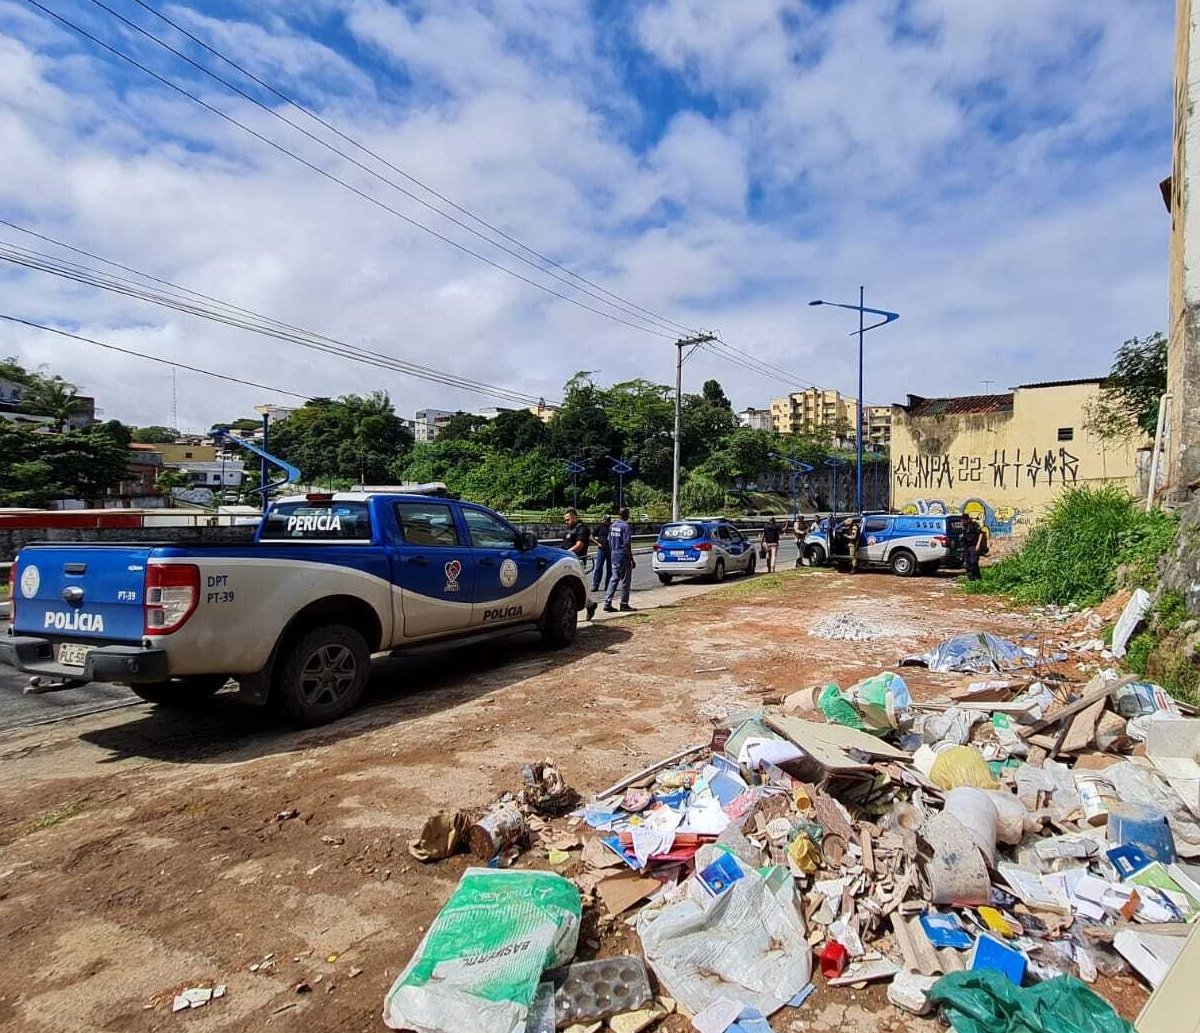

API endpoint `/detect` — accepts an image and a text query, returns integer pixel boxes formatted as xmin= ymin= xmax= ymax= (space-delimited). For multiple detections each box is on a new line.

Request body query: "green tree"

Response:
xmin=482 ymin=408 xmax=549 ymax=452
xmin=155 ymin=469 xmax=189 ymax=498
xmin=132 ymin=425 xmax=179 ymax=443
xmin=269 ymin=392 xmax=413 ymax=485
xmin=21 ymin=376 xmax=89 ymax=431
xmin=549 ymin=373 xmax=621 ymax=486
xmin=437 ymin=412 xmax=489 ymax=441
xmin=0 ymin=422 xmax=128 ymax=505
xmin=1084 ymin=332 xmax=1168 ymax=440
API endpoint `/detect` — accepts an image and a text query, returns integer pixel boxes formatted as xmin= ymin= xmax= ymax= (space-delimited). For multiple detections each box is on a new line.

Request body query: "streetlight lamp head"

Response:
xmin=808 ymin=300 xmax=824 ymax=306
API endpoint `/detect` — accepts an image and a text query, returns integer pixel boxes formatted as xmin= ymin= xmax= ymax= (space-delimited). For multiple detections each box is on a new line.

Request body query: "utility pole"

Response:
xmin=672 ymin=332 xmax=716 ymax=521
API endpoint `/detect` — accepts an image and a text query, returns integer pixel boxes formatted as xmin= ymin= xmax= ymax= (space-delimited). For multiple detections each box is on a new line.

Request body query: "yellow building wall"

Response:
xmin=890 ymin=383 xmax=1142 ymax=536
xmin=156 ymin=444 xmax=218 ymax=463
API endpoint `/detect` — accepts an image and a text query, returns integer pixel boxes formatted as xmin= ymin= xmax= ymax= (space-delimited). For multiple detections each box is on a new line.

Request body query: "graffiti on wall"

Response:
xmin=899 ymin=497 xmax=1021 ymax=536
xmin=893 ymin=447 xmax=1080 ymax=493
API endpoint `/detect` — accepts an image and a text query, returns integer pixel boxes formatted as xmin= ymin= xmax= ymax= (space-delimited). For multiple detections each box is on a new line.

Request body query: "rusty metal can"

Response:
xmin=467 ymin=800 xmax=526 ymax=860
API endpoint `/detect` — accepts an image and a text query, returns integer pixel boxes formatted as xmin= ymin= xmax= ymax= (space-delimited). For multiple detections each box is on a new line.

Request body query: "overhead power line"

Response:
xmin=0 ymin=226 xmax=557 ymax=408
xmin=124 ymin=0 xmax=698 ymax=339
xmin=0 ymin=312 xmax=312 ymax=400
xmin=26 ymin=0 xmax=680 ymax=341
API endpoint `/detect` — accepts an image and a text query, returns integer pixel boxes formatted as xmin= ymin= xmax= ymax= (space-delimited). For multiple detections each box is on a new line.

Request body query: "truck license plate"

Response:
xmin=57 ymin=643 xmax=91 ymax=668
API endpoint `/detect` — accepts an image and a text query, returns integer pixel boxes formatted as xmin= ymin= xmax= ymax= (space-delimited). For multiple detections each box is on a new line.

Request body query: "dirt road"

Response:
xmin=0 ymin=568 xmax=1145 ymax=1032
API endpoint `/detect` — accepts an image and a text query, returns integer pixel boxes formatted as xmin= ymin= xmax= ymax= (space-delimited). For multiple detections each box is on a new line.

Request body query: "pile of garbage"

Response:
xmin=388 ymin=629 xmax=1200 ymax=1033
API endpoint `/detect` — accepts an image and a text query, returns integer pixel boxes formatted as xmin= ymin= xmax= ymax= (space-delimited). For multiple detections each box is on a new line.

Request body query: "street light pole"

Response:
xmin=809 ymin=292 xmax=899 ymax=516
xmin=672 ymin=332 xmax=716 ymax=521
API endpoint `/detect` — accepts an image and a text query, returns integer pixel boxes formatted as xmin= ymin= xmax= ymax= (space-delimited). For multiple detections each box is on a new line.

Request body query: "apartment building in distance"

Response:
xmin=769 ymin=387 xmax=892 ymax=449
xmin=737 ymin=406 xmax=772 ymax=431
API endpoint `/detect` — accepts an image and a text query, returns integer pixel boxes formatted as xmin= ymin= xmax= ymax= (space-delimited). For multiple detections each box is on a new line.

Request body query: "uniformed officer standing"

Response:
xmin=603 ymin=507 xmax=635 ymax=612
xmin=962 ymin=516 xmax=983 ymax=582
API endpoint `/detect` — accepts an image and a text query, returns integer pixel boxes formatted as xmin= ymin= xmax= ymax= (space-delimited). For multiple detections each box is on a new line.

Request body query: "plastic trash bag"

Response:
xmin=383 ymin=868 xmax=581 ymax=1033
xmin=818 ymin=672 xmax=911 ymax=734
xmin=928 ymin=970 xmax=1133 ymax=1033
xmin=929 ymin=746 xmax=1000 ymax=790
xmin=1111 ymin=589 xmax=1152 ymax=659
xmin=901 ymin=633 xmax=1040 ymax=674
xmin=637 ymin=846 xmax=811 ymax=1018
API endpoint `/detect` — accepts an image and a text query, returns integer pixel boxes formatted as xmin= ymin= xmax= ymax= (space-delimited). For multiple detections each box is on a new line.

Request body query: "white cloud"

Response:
xmin=0 ymin=0 xmax=1176 ymax=436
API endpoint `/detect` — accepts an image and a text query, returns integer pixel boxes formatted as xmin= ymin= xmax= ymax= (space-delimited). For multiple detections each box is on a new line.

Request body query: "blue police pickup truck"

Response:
xmin=1 ymin=493 xmax=589 ymax=726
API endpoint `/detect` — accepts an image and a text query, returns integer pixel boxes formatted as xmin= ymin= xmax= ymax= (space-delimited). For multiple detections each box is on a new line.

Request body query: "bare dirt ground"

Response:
xmin=0 ymin=568 xmax=1147 ymax=1033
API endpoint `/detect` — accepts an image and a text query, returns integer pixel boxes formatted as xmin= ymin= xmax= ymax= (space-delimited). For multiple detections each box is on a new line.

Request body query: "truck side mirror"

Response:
xmin=518 ymin=530 xmax=539 ymax=551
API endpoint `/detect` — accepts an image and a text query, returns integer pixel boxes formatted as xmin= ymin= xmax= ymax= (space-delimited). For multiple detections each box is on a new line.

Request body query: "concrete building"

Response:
xmin=472 ymin=407 xmax=513 ymax=420
xmin=889 ymin=379 xmax=1143 ymax=536
xmin=164 ymin=459 xmax=245 ymax=490
xmin=414 ymin=408 xmax=456 ymax=442
xmin=156 ymin=443 xmax=218 ymax=464
xmin=769 ymin=387 xmax=891 ymax=448
xmin=254 ymin=404 xmax=297 ymax=425
xmin=737 ymin=406 xmax=772 ymax=431
xmin=0 ymin=377 xmax=26 ymax=408
xmin=1167 ymin=0 xmax=1200 ymax=501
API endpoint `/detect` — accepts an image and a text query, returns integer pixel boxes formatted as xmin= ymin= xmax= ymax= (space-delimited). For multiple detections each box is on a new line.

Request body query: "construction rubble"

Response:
xmin=387 ymin=628 xmax=1200 ymax=1033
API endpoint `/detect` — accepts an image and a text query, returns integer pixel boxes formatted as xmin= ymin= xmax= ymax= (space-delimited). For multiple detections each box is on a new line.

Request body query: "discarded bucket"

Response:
xmin=468 ymin=800 xmax=526 ymax=860
xmin=1075 ymin=774 xmax=1118 ymax=827
xmin=819 ymin=941 xmax=849 ymax=978
xmin=1107 ymin=801 xmax=1176 ymax=864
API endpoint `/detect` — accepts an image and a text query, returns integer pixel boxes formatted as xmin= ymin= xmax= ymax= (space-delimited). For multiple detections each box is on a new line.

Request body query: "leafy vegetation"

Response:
xmin=964 ymin=485 xmax=1177 ymax=607
xmin=1083 ymin=332 xmax=1167 ymax=440
xmin=0 ymin=420 xmax=131 ymax=506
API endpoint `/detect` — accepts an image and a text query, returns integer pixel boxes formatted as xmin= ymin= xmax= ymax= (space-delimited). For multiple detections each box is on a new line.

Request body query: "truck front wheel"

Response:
xmin=131 ymin=675 xmax=228 ymax=707
xmin=275 ymin=624 xmax=370 ymax=727
xmin=540 ymin=584 xmax=578 ymax=649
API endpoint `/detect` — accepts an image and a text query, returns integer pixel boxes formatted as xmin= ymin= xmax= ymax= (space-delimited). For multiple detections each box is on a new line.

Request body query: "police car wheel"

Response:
xmin=805 ymin=545 xmax=825 ymax=567
xmin=656 ymin=573 xmax=673 ymax=585
xmin=746 ymin=553 xmax=756 ymax=575
xmin=540 ymin=584 xmax=578 ymax=648
xmin=277 ymin=624 xmax=369 ymax=727
xmin=890 ymin=550 xmax=917 ymax=577
xmin=131 ymin=676 xmax=227 ymax=707
xmin=712 ymin=559 xmax=726 ymax=583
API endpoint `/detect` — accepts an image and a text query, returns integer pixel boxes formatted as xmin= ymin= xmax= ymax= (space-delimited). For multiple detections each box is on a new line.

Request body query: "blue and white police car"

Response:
xmin=801 ymin=513 xmax=965 ymax=575
xmin=1 ymin=492 xmax=589 ymax=726
xmin=651 ymin=519 xmax=757 ymax=584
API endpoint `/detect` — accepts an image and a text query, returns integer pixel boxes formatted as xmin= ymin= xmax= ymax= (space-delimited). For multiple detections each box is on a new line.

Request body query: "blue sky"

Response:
xmin=0 ymin=0 xmax=1177 ymax=429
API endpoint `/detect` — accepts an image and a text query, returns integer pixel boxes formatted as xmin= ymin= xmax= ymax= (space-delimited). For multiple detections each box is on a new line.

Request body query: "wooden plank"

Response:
xmin=1055 ymin=697 xmax=1107 ymax=755
xmin=1019 ymin=674 xmax=1137 ymax=739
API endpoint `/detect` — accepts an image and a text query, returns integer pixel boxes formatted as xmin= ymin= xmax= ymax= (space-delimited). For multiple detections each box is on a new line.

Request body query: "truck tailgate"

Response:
xmin=13 ymin=546 xmax=151 ymax=644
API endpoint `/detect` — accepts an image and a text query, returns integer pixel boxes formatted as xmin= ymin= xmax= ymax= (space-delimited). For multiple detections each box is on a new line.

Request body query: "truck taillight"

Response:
xmin=696 ymin=542 xmax=713 ymax=551
xmin=934 ymin=535 xmax=948 ymax=547
xmin=144 ymin=564 xmax=200 ymax=635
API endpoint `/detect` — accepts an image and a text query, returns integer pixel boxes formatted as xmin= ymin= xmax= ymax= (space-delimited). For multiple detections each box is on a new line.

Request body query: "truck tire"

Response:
xmin=539 ymin=583 xmax=578 ymax=648
xmin=275 ymin=624 xmax=369 ymax=727
xmin=131 ymin=676 xmax=228 ymax=707
xmin=746 ymin=553 xmax=756 ymax=575
xmin=712 ymin=558 xmax=726 ymax=583
xmin=656 ymin=572 xmax=673 ymax=585
xmin=890 ymin=549 xmax=917 ymax=577
xmin=805 ymin=545 xmax=826 ymax=567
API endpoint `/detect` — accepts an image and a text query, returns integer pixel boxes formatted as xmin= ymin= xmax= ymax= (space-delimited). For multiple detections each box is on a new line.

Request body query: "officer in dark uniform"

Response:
xmin=962 ymin=516 xmax=983 ymax=581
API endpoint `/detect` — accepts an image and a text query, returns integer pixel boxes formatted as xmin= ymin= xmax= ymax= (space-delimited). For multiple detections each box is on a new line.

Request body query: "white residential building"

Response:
xmin=414 ymin=408 xmax=457 ymax=442
xmin=737 ymin=406 xmax=772 ymax=431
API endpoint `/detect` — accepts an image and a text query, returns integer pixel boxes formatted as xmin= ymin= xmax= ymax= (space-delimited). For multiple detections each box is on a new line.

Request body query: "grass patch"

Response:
xmin=19 ymin=799 xmax=84 ymax=837
xmin=963 ymin=485 xmax=1178 ymax=607
xmin=715 ymin=567 xmax=811 ymax=600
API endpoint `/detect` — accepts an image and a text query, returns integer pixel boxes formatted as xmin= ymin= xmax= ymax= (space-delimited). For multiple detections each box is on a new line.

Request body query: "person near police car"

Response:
xmin=758 ymin=516 xmax=781 ymax=573
xmin=591 ymin=513 xmax=613 ymax=592
xmin=603 ymin=507 xmax=635 ymax=612
xmin=962 ymin=515 xmax=983 ymax=582
xmin=562 ymin=507 xmax=598 ymax=618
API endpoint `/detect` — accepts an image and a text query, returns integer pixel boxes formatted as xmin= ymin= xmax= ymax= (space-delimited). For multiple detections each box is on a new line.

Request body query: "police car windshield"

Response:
xmin=660 ymin=523 xmax=703 ymax=540
xmin=261 ymin=501 xmax=373 ymax=542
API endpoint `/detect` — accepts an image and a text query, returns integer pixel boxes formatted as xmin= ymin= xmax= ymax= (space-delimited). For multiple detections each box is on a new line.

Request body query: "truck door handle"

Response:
xmin=408 ymin=555 xmax=428 ymax=566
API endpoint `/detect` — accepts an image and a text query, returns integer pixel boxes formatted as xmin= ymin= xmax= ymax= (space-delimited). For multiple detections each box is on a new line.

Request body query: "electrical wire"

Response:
xmin=24 ymin=0 xmax=679 ymax=341
xmin=0 ymin=312 xmax=312 ymax=400
xmin=0 ymin=235 xmax=558 ymax=408
xmin=123 ymin=0 xmax=700 ymax=339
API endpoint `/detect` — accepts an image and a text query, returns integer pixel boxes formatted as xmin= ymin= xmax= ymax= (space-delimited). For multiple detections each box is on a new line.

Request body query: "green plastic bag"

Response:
xmin=383 ymin=868 xmax=581 ymax=1033
xmin=928 ymin=970 xmax=1134 ymax=1033
xmin=818 ymin=672 xmax=911 ymax=735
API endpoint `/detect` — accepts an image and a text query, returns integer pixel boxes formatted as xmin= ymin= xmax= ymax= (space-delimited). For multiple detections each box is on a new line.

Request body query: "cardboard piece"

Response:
xmin=1057 ymin=697 xmax=1108 ymax=754
xmin=1145 ymin=719 xmax=1200 ymax=817
xmin=765 ymin=714 xmax=908 ymax=788
xmin=1020 ymin=674 xmax=1136 ymax=739
xmin=1135 ymin=922 xmax=1200 ymax=1033
xmin=596 ymin=871 xmax=661 ymax=916
xmin=1114 ymin=930 xmax=1186 ymax=989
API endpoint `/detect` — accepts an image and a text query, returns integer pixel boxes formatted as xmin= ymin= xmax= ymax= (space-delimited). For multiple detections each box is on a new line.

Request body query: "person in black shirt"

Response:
xmin=962 ymin=516 xmax=983 ymax=581
xmin=759 ymin=516 xmax=781 ymax=572
xmin=562 ymin=508 xmax=597 ymax=618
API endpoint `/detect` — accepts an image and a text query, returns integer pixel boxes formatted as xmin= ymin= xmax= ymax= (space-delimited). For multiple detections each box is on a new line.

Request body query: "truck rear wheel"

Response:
xmin=275 ymin=624 xmax=369 ymax=727
xmin=131 ymin=675 xmax=228 ymax=707
xmin=890 ymin=549 xmax=917 ymax=577
xmin=539 ymin=584 xmax=578 ymax=649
